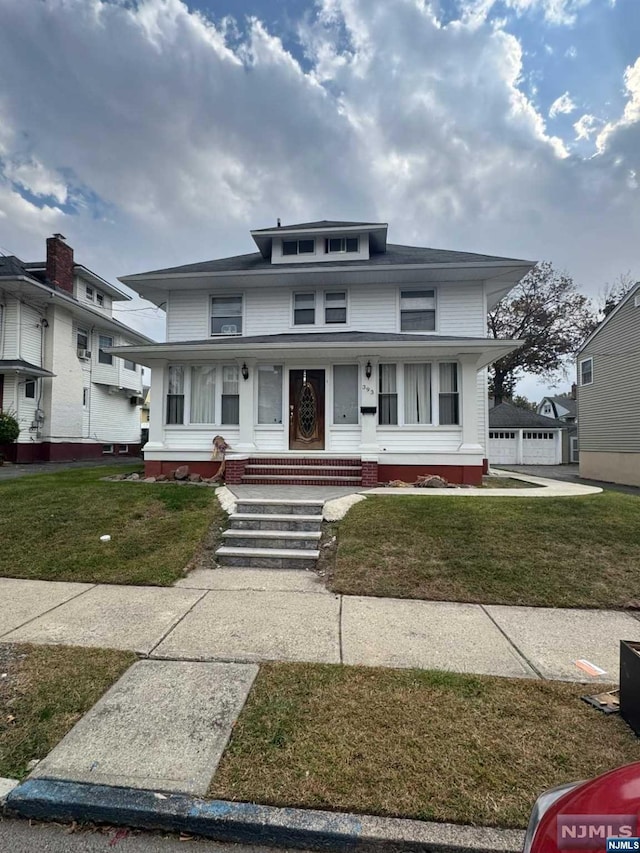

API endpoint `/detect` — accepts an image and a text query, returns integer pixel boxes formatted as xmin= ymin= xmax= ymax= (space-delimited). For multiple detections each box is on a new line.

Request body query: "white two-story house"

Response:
xmin=0 ymin=234 xmax=153 ymax=462
xmin=113 ymin=220 xmax=533 ymax=486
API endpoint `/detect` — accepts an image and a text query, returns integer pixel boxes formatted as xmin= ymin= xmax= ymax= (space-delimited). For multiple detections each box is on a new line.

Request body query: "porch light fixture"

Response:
xmin=241 ymin=363 xmax=249 ymax=381
xmin=365 ymin=360 xmax=372 ymax=379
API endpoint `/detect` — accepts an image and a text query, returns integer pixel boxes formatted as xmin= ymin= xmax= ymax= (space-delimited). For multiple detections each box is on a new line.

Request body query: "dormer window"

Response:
xmin=211 ymin=295 xmax=243 ymax=336
xmin=326 ymin=237 xmax=359 ymax=254
xmin=96 ymin=292 xmax=104 ymax=307
xmin=282 ymin=239 xmax=315 ymax=256
xmin=86 ymin=286 xmax=94 ymax=301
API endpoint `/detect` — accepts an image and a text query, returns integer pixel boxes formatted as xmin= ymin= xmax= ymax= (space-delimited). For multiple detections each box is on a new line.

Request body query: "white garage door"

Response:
xmin=522 ymin=431 xmax=558 ymax=464
xmin=489 ymin=431 xmax=517 ymax=464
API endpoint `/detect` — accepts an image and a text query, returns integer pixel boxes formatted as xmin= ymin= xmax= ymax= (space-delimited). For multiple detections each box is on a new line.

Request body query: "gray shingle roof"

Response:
xmin=489 ymin=402 xmax=566 ymax=429
xmin=118 ymin=331 xmax=499 ymax=348
xmin=0 ymin=256 xmax=29 ymax=278
xmin=545 ymin=396 xmax=577 ymax=418
xmin=251 ymin=220 xmax=383 ymax=233
xmin=127 ymin=243 xmax=531 ymax=278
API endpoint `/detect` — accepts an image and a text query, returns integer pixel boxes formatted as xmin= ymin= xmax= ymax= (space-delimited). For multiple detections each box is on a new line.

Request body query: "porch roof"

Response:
xmin=109 ymin=330 xmax=522 ymax=371
xmin=0 ymin=359 xmax=55 ymax=378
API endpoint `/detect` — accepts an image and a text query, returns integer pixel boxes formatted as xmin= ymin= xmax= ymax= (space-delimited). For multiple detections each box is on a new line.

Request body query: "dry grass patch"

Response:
xmin=0 ymin=466 xmax=226 ymax=585
xmin=0 ymin=643 xmax=135 ymax=779
xmin=329 ymin=492 xmax=640 ymax=607
xmin=211 ymin=663 xmax=640 ymax=828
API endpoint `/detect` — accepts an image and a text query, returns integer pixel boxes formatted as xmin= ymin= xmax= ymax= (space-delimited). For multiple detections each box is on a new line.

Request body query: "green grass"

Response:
xmin=210 ymin=663 xmax=640 ymax=828
xmin=0 ymin=466 xmax=226 ymax=585
xmin=329 ymin=492 xmax=640 ymax=607
xmin=0 ymin=643 xmax=135 ymax=779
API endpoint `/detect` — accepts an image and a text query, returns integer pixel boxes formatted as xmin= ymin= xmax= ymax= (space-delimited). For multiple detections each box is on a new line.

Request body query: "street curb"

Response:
xmin=4 ymin=778 xmax=524 ymax=852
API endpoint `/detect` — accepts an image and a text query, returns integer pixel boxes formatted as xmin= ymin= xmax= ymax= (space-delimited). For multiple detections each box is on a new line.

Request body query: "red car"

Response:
xmin=525 ymin=762 xmax=640 ymax=853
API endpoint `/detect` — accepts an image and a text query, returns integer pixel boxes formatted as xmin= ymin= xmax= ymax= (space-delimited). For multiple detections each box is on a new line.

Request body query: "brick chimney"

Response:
xmin=46 ymin=233 xmax=74 ymax=294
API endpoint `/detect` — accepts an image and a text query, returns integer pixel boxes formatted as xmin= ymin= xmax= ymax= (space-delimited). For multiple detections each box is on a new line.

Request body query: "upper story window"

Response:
xmin=123 ymin=359 xmax=137 ymax=371
xmin=400 ymin=289 xmax=436 ymax=332
xmin=326 ymin=237 xmax=359 ymax=254
xmin=98 ymin=335 xmax=113 ymax=365
xmin=294 ymin=293 xmax=315 ymax=325
xmin=282 ymin=239 xmax=315 ymax=256
xmin=324 ymin=292 xmax=347 ymax=324
xmin=96 ymin=292 xmax=104 ymax=307
xmin=211 ymin=296 xmax=243 ymax=336
xmin=76 ymin=328 xmax=88 ymax=350
xmin=86 ymin=286 xmax=94 ymax=301
xmin=580 ymin=357 xmax=593 ymax=386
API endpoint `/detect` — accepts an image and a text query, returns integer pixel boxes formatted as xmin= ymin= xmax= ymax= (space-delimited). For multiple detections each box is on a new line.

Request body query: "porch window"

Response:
xmin=439 ymin=363 xmax=459 ymax=425
xmin=221 ymin=365 xmax=240 ymax=424
xmin=333 ymin=365 xmax=358 ymax=424
xmin=400 ymin=290 xmax=436 ymax=332
xmin=190 ymin=366 xmax=216 ymax=424
xmin=211 ymin=296 xmax=243 ymax=336
xmin=166 ymin=365 xmax=185 ymax=424
xmin=282 ymin=239 xmax=315 ymax=255
xmin=378 ymin=364 xmax=398 ymax=425
xmin=258 ymin=365 xmax=283 ymax=424
xmin=404 ymin=363 xmax=431 ymax=424
xmin=294 ymin=293 xmax=315 ymax=325
xmin=324 ymin=291 xmax=347 ymax=324
xmin=98 ymin=335 xmax=113 ymax=365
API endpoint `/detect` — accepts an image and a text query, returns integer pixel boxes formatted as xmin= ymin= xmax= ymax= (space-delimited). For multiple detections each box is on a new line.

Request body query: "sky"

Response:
xmin=1 ymin=0 xmax=639 ymax=401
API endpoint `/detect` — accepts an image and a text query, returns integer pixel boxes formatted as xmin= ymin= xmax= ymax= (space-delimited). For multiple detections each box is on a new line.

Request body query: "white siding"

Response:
xmin=254 ymin=426 xmax=286 ymax=452
xmin=164 ymin=426 xmax=240 ymax=451
xmin=43 ymin=306 xmax=84 ymax=440
xmin=20 ymin=304 xmax=44 ymax=365
xmin=0 ymin=298 xmax=19 ymax=359
xmin=328 ymin=428 xmax=362 ymax=452
xmin=89 ymin=384 xmax=142 ymax=444
xmin=376 ymin=428 xmax=462 ymax=452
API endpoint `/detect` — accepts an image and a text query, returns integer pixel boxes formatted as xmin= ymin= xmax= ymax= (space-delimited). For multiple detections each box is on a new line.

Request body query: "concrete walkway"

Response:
xmin=1 ymin=573 xmax=637 ymax=683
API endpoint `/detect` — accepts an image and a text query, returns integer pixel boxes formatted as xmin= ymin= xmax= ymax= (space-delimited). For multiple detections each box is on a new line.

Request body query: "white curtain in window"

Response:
xmin=378 ymin=364 xmax=398 ymax=425
xmin=439 ymin=362 xmax=459 ymax=425
xmin=333 ymin=365 xmax=358 ymax=424
xmin=167 ymin=365 xmax=184 ymax=394
xmin=258 ymin=365 xmax=283 ymax=424
xmin=379 ymin=364 xmax=396 ymax=394
xmin=404 ymin=363 xmax=431 ymax=424
xmin=222 ymin=365 xmax=239 ymax=394
xmin=190 ymin=366 xmax=216 ymax=423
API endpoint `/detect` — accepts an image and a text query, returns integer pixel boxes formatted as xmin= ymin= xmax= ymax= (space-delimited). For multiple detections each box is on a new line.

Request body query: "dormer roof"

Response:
xmin=251 ymin=219 xmax=388 ymax=258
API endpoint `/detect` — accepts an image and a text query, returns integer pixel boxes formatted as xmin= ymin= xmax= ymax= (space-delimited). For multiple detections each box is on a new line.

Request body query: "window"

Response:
xmin=439 ymin=363 xmax=459 ymax=425
xmin=325 ymin=291 xmax=347 ymax=324
xmin=82 ymin=388 xmax=89 ymax=408
xmin=400 ymin=290 xmax=436 ymax=332
xmin=490 ymin=431 xmax=516 ymax=440
xmin=524 ymin=431 xmax=554 ymax=440
xmin=282 ymin=239 xmax=315 ymax=256
xmin=325 ymin=237 xmax=359 ymax=253
xmin=211 ymin=296 xmax=243 ymax=336
xmin=294 ymin=293 xmax=315 ymax=325
xmin=333 ymin=365 xmax=359 ymax=424
xmin=123 ymin=359 xmax=136 ymax=371
xmin=404 ymin=364 xmax=431 ymax=424
xmin=96 ymin=292 xmax=104 ymax=307
xmin=86 ymin=286 xmax=94 ymax=301
xmin=102 ymin=444 xmax=114 ymax=454
xmin=24 ymin=379 xmax=36 ymax=399
xmin=118 ymin=444 xmax=129 ymax=454
xmin=378 ymin=364 xmax=398 ymax=425
xmin=221 ymin=365 xmax=239 ymax=424
xmin=76 ymin=328 xmax=88 ymax=350
xmin=166 ymin=365 xmax=185 ymax=424
xmin=580 ymin=357 xmax=593 ymax=386
xmin=98 ymin=335 xmax=113 ymax=365
xmin=190 ymin=366 xmax=216 ymax=424
xmin=258 ymin=365 xmax=283 ymax=424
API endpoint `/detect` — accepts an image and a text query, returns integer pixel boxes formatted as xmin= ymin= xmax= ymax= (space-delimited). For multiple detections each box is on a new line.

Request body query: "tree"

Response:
xmin=510 ymin=395 xmax=536 ymax=411
xmin=0 ymin=410 xmax=20 ymax=444
xmin=488 ymin=262 xmax=596 ymax=405
xmin=600 ymin=272 xmax=636 ymax=317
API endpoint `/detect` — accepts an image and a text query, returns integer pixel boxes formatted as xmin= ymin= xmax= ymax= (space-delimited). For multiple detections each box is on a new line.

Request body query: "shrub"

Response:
xmin=0 ymin=410 xmax=20 ymax=444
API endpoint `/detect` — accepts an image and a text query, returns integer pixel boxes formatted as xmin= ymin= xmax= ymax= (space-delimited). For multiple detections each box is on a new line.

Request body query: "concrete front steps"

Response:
xmin=216 ymin=499 xmax=324 ymax=570
xmin=240 ymin=457 xmax=362 ymax=486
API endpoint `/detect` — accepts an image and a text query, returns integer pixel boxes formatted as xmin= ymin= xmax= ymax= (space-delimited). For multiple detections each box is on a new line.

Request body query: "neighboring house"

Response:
xmin=576 ymin=282 xmax=640 ymax=487
xmin=112 ymin=220 xmax=534 ymax=485
xmin=488 ymin=403 xmax=568 ymax=465
xmin=0 ymin=234 xmax=154 ymax=462
xmin=140 ymin=384 xmax=150 ymax=445
xmin=537 ymin=394 xmax=577 ymax=423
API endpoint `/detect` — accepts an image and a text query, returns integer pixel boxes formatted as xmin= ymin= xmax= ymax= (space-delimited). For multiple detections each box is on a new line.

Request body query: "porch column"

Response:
xmin=235 ymin=358 xmax=256 ymax=452
xmin=458 ymin=356 xmax=483 ymax=453
xmin=358 ymin=356 xmax=379 ymax=454
xmin=146 ymin=361 xmax=166 ymax=450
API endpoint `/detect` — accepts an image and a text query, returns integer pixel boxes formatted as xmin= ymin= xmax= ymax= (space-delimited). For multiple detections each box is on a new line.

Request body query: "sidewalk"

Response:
xmin=1 ymin=571 xmax=637 ymax=682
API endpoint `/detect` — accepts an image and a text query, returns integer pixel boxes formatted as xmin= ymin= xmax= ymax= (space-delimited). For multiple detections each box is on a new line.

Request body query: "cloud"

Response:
xmin=461 ymin=0 xmax=596 ymax=27
xmin=573 ymin=113 xmax=601 ymax=140
xmin=549 ymin=91 xmax=576 ymax=117
xmin=0 ymin=0 xmax=637 ymax=349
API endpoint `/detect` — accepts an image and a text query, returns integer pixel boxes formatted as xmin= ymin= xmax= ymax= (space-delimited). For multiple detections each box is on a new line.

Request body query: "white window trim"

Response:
xmin=579 ymin=356 xmax=593 ymax=386
xmin=377 ymin=360 xmax=461 ymax=428
xmin=325 ymin=236 xmax=359 ymax=254
xmin=397 ymin=287 xmax=439 ymax=334
xmin=165 ymin=363 xmax=242 ymax=427
xmin=281 ymin=238 xmax=317 ymax=257
xmin=255 ymin=364 xmax=285 ymax=426
xmin=323 ymin=290 xmax=348 ymax=326
xmin=330 ymin=363 xmax=360 ymax=427
xmin=102 ymin=444 xmax=114 ymax=454
xmin=290 ymin=290 xmax=350 ymax=328
xmin=292 ymin=291 xmax=318 ymax=327
xmin=210 ymin=293 xmax=245 ymax=338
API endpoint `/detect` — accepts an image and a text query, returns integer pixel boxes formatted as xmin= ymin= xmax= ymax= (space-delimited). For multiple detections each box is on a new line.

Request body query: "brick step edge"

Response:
xmin=241 ymin=477 xmax=362 ymax=485
xmin=245 ymin=458 xmax=361 ymax=466
xmin=5 ymin=778 xmax=525 ymax=853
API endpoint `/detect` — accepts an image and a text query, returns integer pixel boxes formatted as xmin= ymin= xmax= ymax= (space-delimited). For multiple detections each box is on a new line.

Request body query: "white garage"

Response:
xmin=488 ymin=404 xmax=564 ymax=466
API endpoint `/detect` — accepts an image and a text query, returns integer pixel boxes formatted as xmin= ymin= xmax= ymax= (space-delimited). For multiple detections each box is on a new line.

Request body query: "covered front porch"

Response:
xmin=111 ymin=332 xmax=520 ymax=486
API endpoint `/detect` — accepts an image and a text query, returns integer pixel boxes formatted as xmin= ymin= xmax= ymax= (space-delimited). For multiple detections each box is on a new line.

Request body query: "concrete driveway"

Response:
xmin=498 ymin=464 xmax=640 ymax=496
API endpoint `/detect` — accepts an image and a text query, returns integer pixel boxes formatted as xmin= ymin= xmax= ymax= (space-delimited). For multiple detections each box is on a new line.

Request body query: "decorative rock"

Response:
xmin=129 ymin=473 xmax=141 ymax=481
xmin=174 ymin=465 xmax=190 ymax=481
xmin=156 ymin=474 xmax=168 ymax=482
xmin=144 ymin=477 xmax=157 ymax=483
xmin=188 ymin=473 xmax=202 ymax=483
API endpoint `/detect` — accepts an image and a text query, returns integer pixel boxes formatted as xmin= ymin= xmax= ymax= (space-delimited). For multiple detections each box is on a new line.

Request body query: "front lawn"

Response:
xmin=0 ymin=466 xmax=226 ymax=585
xmin=211 ymin=663 xmax=640 ymax=828
xmin=329 ymin=492 xmax=640 ymax=608
xmin=0 ymin=643 xmax=135 ymax=779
